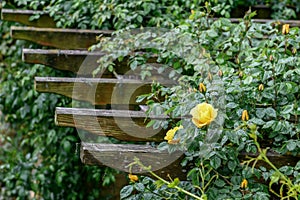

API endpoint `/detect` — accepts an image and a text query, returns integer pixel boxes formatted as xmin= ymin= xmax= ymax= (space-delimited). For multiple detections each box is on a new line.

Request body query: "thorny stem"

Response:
xmin=132 ymin=157 xmax=204 ymax=200
xmin=243 ymin=127 xmax=298 ymax=198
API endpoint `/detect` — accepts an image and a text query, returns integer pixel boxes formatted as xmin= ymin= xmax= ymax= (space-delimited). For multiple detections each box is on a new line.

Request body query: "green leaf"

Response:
xmin=120 ymin=185 xmax=134 ymax=199
xmin=154 ymin=180 xmax=165 ymax=189
xmin=214 ymin=179 xmax=226 ymax=187
xmin=146 ymin=120 xmax=156 ymax=128
xmin=207 ymin=30 xmax=218 ymax=38
xmin=210 ymin=155 xmax=221 ymax=169
xmin=134 ymin=183 xmax=145 ymax=192
xmin=265 ymin=108 xmax=276 ymax=118
xmin=243 ymin=76 xmax=253 ymax=85
xmin=286 ymin=140 xmax=297 ymax=151
xmin=281 ymin=104 xmax=294 ymax=115
xmin=167 ymin=178 xmax=180 ymax=188
xmin=228 ymin=160 xmax=236 ymax=172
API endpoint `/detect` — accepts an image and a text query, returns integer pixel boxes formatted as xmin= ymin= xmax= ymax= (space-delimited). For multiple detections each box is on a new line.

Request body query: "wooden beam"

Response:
xmin=1 ymin=9 xmax=56 ymax=28
xmin=229 ymin=18 xmax=300 ymax=27
xmin=55 ymin=107 xmax=168 ymax=142
xmin=22 ymin=49 xmax=133 ymax=76
xmin=11 ymin=26 xmax=112 ymax=49
xmin=34 ymin=77 xmax=156 ymax=105
xmin=81 ymin=143 xmax=300 ymax=178
xmin=22 ymin=49 xmax=159 ymax=76
xmin=22 ymin=49 xmax=104 ymax=75
xmin=80 ymin=142 xmax=186 ymax=179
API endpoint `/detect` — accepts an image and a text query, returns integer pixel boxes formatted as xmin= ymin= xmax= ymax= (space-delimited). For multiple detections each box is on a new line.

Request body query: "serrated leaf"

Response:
xmin=120 ymin=185 xmax=134 ymax=199
xmin=243 ymin=76 xmax=253 ymax=85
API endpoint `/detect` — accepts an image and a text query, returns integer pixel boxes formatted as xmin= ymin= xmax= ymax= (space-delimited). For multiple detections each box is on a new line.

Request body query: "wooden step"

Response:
xmin=35 ymin=77 xmax=154 ymax=105
xmin=55 ymin=107 xmax=168 ymax=142
xmin=81 ymin=142 xmax=300 ymax=177
xmin=1 ymin=9 xmax=56 ymax=28
xmin=22 ymin=49 xmax=133 ymax=76
xmin=3 ymin=9 xmax=300 ymax=28
xmin=224 ymin=18 xmax=300 ymax=27
xmin=23 ymin=49 xmax=105 ymax=75
xmin=80 ymin=142 xmax=186 ymax=179
xmin=11 ymin=26 xmax=112 ymax=49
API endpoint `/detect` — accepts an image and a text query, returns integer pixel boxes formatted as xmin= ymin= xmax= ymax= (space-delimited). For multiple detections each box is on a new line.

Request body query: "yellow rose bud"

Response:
xmin=218 ymin=70 xmax=223 ymax=77
xmin=128 ymin=174 xmax=138 ymax=182
xmin=208 ymin=72 xmax=213 ymax=81
xmin=190 ymin=103 xmax=218 ymax=128
xmin=282 ymin=24 xmax=290 ymax=35
xmin=240 ymin=179 xmax=248 ymax=189
xmin=191 ymin=10 xmax=195 ymax=15
xmin=258 ymin=84 xmax=264 ymax=91
xmin=199 ymin=83 xmax=206 ymax=93
xmin=242 ymin=110 xmax=249 ymax=121
xmin=292 ymin=48 xmax=297 ymax=54
xmin=239 ymin=71 xmax=243 ymax=78
xmin=269 ymin=55 xmax=273 ymax=61
xmin=164 ymin=125 xmax=183 ymax=144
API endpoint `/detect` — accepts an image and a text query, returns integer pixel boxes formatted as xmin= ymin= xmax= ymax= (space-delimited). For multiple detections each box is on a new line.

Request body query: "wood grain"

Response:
xmin=80 ymin=142 xmax=187 ymax=179
xmin=1 ymin=9 xmax=56 ymax=28
xmin=11 ymin=26 xmax=112 ymax=49
xmin=35 ymin=77 xmax=173 ymax=105
xmin=55 ymin=107 xmax=169 ymax=142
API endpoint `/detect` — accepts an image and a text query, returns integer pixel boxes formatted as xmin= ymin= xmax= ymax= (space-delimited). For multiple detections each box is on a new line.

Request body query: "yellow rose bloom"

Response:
xmin=190 ymin=103 xmax=218 ymax=128
xmin=164 ymin=125 xmax=183 ymax=144
xmin=128 ymin=174 xmax=138 ymax=182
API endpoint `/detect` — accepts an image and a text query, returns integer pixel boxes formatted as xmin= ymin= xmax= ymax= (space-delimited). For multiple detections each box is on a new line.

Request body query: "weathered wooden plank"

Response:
xmin=34 ymin=77 xmax=157 ymax=105
xmin=22 ymin=49 xmax=132 ymax=76
xmin=22 ymin=49 xmax=158 ymax=76
xmin=80 ymin=142 xmax=186 ymax=179
xmin=11 ymin=26 xmax=112 ymax=49
xmin=81 ymin=143 xmax=300 ymax=177
xmin=55 ymin=107 xmax=168 ymax=142
xmin=22 ymin=49 xmax=104 ymax=75
xmin=228 ymin=18 xmax=300 ymax=27
xmin=1 ymin=9 xmax=56 ymax=28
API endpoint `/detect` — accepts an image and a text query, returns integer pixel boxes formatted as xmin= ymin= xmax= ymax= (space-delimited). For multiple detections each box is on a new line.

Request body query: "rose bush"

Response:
xmin=95 ymin=3 xmax=300 ymax=199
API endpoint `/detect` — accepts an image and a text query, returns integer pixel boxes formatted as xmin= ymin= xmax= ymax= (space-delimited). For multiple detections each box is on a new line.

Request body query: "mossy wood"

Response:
xmin=80 ymin=142 xmax=187 ymax=180
xmin=1 ymin=9 xmax=56 ymax=28
xmin=34 ymin=77 xmax=156 ymax=105
xmin=55 ymin=107 xmax=168 ymax=142
xmin=10 ymin=26 xmax=112 ymax=49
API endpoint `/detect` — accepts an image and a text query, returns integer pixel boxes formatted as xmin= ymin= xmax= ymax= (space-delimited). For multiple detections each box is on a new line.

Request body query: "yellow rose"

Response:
xmin=190 ymin=103 xmax=218 ymax=128
xmin=128 ymin=174 xmax=138 ymax=182
xmin=164 ymin=125 xmax=183 ymax=144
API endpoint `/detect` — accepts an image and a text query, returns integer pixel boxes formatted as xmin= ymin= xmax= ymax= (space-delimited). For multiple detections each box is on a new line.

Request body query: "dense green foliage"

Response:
xmin=94 ymin=2 xmax=300 ymax=200
xmin=1 ymin=0 xmax=299 ymax=199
